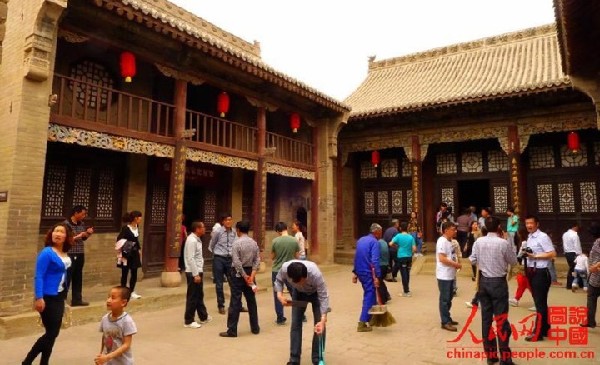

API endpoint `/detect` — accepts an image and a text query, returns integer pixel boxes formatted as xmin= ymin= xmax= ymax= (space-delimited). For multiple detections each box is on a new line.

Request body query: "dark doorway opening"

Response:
xmin=296 ymin=207 xmax=308 ymax=239
xmin=457 ymin=179 xmax=490 ymax=215
xmin=183 ymin=186 xmax=203 ymax=228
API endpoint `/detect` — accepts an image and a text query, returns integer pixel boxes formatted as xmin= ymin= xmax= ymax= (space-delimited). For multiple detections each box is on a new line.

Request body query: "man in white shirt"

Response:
xmin=183 ymin=221 xmax=211 ymax=328
xmin=436 ymin=221 xmax=462 ymax=332
xmin=562 ymin=222 xmax=582 ymax=290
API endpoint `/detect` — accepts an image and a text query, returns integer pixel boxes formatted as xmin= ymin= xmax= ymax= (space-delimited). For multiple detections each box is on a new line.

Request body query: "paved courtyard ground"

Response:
xmin=2 ymin=266 xmax=599 ymax=365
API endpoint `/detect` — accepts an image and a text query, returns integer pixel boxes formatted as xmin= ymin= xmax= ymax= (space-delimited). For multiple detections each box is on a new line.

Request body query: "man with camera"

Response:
xmin=523 ymin=215 xmax=556 ymax=342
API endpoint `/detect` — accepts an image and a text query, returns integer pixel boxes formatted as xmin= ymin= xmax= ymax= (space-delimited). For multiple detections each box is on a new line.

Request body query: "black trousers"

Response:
xmin=528 ymin=267 xmax=551 ymax=338
xmin=398 ymin=257 xmax=412 ymax=294
xmin=67 ymin=253 xmax=85 ymax=304
xmin=290 ymin=290 xmax=325 ymax=364
xmin=23 ymin=293 xmax=65 ymax=365
xmin=378 ymin=265 xmax=390 ymax=303
xmin=564 ymin=252 xmax=577 ymax=289
xmin=389 ymin=249 xmax=399 ymax=278
xmin=225 ymin=268 xmax=259 ymax=335
xmin=478 ymin=276 xmax=512 ymax=362
xmin=586 ymin=283 xmax=599 ymax=327
xmin=121 ymin=265 xmax=138 ymax=292
xmin=184 ymin=273 xmax=208 ymax=324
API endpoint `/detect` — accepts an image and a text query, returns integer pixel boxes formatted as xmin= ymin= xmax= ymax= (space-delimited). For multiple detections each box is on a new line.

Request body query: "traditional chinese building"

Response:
xmin=336 ymin=24 xmax=600 ymax=259
xmin=0 ymin=0 xmax=348 ymax=318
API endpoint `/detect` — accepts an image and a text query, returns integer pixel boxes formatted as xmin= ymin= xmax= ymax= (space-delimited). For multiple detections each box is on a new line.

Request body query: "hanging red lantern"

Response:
xmin=290 ymin=112 xmax=301 ymax=133
xmin=119 ymin=52 xmax=136 ymax=83
xmin=217 ymin=92 xmax=230 ymax=118
xmin=567 ymin=131 xmax=580 ymax=152
xmin=371 ymin=150 xmax=380 ymax=167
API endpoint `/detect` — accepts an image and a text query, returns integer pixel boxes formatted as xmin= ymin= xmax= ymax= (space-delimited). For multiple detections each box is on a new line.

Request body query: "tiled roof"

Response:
xmin=113 ymin=0 xmax=350 ymax=112
xmin=345 ymin=24 xmax=571 ymax=119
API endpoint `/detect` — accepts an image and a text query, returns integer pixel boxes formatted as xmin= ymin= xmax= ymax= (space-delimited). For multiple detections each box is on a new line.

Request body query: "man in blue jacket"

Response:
xmin=352 ymin=223 xmax=382 ymax=332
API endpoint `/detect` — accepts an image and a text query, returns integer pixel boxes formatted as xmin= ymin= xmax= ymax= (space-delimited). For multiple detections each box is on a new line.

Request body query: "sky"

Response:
xmin=169 ymin=0 xmax=556 ymax=101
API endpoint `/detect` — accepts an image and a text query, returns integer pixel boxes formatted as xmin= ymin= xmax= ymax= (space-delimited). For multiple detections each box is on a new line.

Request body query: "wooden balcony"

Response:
xmin=51 ymin=74 xmax=314 ymax=169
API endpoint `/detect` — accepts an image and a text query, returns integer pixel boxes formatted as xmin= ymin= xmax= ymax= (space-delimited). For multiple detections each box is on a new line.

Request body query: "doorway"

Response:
xmin=457 ymin=179 xmax=490 ymax=214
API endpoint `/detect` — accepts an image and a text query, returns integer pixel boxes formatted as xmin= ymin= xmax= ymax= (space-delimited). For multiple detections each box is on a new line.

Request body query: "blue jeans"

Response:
xmin=548 ymin=260 xmax=557 ymax=282
xmin=438 ymin=279 xmax=455 ymax=325
xmin=289 ymin=290 xmax=325 ymax=364
xmin=212 ymin=255 xmax=232 ymax=309
xmin=273 ymin=271 xmax=293 ymax=322
xmin=573 ymin=269 xmax=588 ymax=288
xmin=411 ymin=232 xmax=423 ymax=253
xmin=357 ymin=271 xmax=376 ymax=322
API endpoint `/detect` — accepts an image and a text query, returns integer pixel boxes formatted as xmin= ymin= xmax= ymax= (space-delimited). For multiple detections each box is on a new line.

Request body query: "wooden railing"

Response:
xmin=51 ymin=74 xmax=313 ymax=167
xmin=186 ymin=110 xmax=258 ymax=154
xmin=52 ymin=74 xmax=175 ymax=137
xmin=266 ymin=132 xmax=313 ymax=166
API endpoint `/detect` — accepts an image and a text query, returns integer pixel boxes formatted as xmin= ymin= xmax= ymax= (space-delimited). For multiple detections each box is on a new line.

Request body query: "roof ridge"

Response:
xmin=369 ymin=23 xmax=558 ymax=71
xmin=121 ymin=0 xmax=262 ymax=59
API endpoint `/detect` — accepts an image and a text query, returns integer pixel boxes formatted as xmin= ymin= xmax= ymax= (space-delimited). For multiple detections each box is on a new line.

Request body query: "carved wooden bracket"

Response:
xmin=155 ymin=63 xmax=205 ymax=85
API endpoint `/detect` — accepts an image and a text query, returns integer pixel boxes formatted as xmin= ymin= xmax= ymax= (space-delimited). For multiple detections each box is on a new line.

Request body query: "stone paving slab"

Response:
xmin=2 ymin=263 xmax=599 ymax=365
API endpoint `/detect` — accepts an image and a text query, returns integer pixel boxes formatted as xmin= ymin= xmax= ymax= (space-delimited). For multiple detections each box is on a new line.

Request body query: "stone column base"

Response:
xmin=160 ymin=271 xmax=182 ymax=287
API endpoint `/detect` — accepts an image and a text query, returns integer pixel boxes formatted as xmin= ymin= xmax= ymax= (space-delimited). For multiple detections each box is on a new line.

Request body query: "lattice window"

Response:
xmin=391 ymin=190 xmax=402 ymax=214
xmin=595 ymin=142 xmax=600 ymax=165
xmin=529 ymin=146 xmax=555 ymax=169
xmin=42 ymin=164 xmax=67 ymax=217
xmin=493 ymin=186 xmax=508 ymax=214
xmin=488 ymin=150 xmax=509 ymax=172
xmin=436 ymin=154 xmax=457 ymax=174
xmin=150 ymin=184 xmax=168 ymax=225
xmin=69 ymin=60 xmax=115 ymax=108
xmin=558 ymin=183 xmax=575 ymax=212
xmin=406 ymin=190 xmax=413 ymax=213
xmin=401 ymin=158 xmax=412 ymax=177
xmin=364 ymin=192 xmax=375 ymax=215
xmin=580 ymin=182 xmax=598 ymax=213
xmin=441 ymin=188 xmax=455 ymax=208
xmin=360 ymin=161 xmax=377 ymax=179
xmin=72 ymin=167 xmax=92 ymax=207
xmin=96 ymin=169 xmax=114 ymax=219
xmin=461 ymin=152 xmax=483 ymax=173
xmin=380 ymin=159 xmax=398 ymax=178
xmin=536 ymin=184 xmax=553 ymax=213
xmin=560 ymin=144 xmax=588 ymax=167
xmin=204 ymin=190 xmax=217 ymax=228
xmin=377 ymin=191 xmax=389 ymax=215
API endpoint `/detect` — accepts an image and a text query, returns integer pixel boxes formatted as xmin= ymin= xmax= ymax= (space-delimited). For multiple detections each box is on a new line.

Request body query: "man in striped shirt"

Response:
xmin=64 ymin=205 xmax=94 ymax=306
xmin=219 ymin=220 xmax=260 ymax=337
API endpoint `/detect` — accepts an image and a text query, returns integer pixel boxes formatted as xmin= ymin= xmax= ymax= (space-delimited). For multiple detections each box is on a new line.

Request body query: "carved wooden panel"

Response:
xmin=69 ymin=60 xmax=114 ymax=108
xmin=536 ymin=184 xmax=554 ymax=213
xmin=391 ymin=190 xmax=403 ymax=214
xmin=204 ymin=190 xmax=217 ymax=228
xmin=96 ymin=169 xmax=114 ymax=219
xmin=461 ymin=152 xmax=483 ymax=173
xmin=377 ymin=191 xmax=389 ymax=215
xmin=441 ymin=187 xmax=455 ymax=208
xmin=493 ymin=185 xmax=508 ymax=213
xmin=150 ymin=184 xmax=168 ymax=225
xmin=580 ymin=182 xmax=598 ymax=213
xmin=72 ymin=167 xmax=92 ymax=207
xmin=558 ymin=183 xmax=575 ymax=213
xmin=401 ymin=157 xmax=412 ymax=177
xmin=436 ymin=153 xmax=457 ymax=174
xmin=360 ymin=161 xmax=377 ymax=179
xmin=42 ymin=164 xmax=67 ymax=217
xmin=364 ymin=191 xmax=375 ymax=215
xmin=560 ymin=145 xmax=588 ymax=167
xmin=380 ymin=159 xmax=398 ymax=178
xmin=406 ymin=189 xmax=413 ymax=214
xmin=529 ymin=146 xmax=555 ymax=169
xmin=488 ymin=150 xmax=509 ymax=172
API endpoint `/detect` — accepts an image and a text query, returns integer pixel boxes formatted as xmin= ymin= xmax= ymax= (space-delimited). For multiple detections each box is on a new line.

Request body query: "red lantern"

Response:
xmin=120 ymin=52 xmax=136 ymax=83
xmin=217 ymin=92 xmax=230 ymax=118
xmin=371 ymin=150 xmax=380 ymax=167
xmin=290 ymin=113 xmax=301 ymax=133
xmin=567 ymin=131 xmax=580 ymax=152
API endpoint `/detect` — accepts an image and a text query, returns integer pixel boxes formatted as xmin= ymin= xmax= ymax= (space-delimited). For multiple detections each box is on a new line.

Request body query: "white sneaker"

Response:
xmin=130 ymin=292 xmax=142 ymax=299
xmin=572 ymin=285 xmax=578 ymax=293
xmin=583 ymin=287 xmax=588 ymax=292
xmin=200 ymin=315 xmax=213 ymax=324
xmin=402 ymin=292 xmax=412 ymax=297
xmin=465 ymin=301 xmax=473 ymax=308
xmin=509 ymin=298 xmax=519 ymax=307
xmin=184 ymin=322 xmax=202 ymax=329
xmin=528 ymin=306 xmax=536 ymax=312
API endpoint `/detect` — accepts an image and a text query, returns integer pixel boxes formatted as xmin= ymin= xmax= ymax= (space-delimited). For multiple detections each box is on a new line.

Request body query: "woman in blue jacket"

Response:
xmin=23 ymin=222 xmax=73 ymax=365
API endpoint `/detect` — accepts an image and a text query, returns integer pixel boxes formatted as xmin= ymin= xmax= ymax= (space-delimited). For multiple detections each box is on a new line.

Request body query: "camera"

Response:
xmin=517 ymin=246 xmax=533 ymax=263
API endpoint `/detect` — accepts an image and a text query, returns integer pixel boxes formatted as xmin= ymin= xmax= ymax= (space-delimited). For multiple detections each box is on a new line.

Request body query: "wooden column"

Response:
xmin=335 ymin=151 xmax=343 ymax=245
xmin=252 ymin=106 xmax=267 ymax=250
xmin=161 ymin=79 xmax=187 ymax=287
xmin=410 ymin=135 xmax=425 ymax=231
xmin=310 ymin=125 xmax=319 ymax=257
xmin=507 ymin=125 xmax=523 ymax=216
